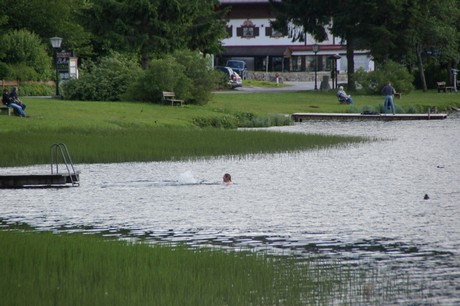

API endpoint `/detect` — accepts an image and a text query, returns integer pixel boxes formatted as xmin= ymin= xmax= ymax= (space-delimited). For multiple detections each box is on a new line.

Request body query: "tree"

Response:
xmin=0 ymin=29 xmax=52 ymax=80
xmin=270 ymin=0 xmax=381 ymax=90
xmin=399 ymin=0 xmax=460 ymax=91
xmin=82 ymin=0 xmax=227 ymax=69
xmin=0 ymin=0 xmax=92 ymax=56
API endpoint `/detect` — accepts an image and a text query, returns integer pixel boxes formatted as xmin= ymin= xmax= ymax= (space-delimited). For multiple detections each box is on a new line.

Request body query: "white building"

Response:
xmin=216 ymin=0 xmax=374 ymax=76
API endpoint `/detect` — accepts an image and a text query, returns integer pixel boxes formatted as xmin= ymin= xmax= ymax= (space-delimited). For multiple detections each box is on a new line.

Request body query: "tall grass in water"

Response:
xmin=0 ymin=230 xmax=425 ymax=305
xmin=0 ymin=230 xmax=341 ymax=305
xmin=0 ymin=127 xmax=365 ymax=167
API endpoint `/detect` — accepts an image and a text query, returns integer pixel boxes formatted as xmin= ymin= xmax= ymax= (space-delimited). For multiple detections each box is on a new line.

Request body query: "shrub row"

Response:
xmin=62 ymin=51 xmax=224 ymax=105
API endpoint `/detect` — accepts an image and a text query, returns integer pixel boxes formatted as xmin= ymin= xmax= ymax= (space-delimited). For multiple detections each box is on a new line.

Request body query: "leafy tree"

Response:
xmin=270 ymin=0 xmax=382 ymax=90
xmin=400 ymin=0 xmax=460 ymax=91
xmin=83 ymin=0 xmax=227 ymax=69
xmin=0 ymin=0 xmax=92 ymax=56
xmin=0 ymin=29 xmax=52 ymax=80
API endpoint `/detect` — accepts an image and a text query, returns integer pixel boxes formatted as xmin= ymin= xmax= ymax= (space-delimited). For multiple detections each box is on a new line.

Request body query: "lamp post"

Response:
xmin=452 ymin=69 xmax=458 ymax=92
xmin=312 ymin=44 xmax=320 ymax=90
xmin=329 ymin=54 xmax=341 ymax=89
xmin=50 ymin=37 xmax=63 ymax=97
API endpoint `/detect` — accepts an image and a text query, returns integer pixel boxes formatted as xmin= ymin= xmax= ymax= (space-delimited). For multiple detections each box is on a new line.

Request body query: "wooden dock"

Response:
xmin=1 ymin=143 xmax=80 ymax=189
xmin=0 ymin=172 xmax=80 ymax=188
xmin=291 ymin=113 xmax=448 ymax=122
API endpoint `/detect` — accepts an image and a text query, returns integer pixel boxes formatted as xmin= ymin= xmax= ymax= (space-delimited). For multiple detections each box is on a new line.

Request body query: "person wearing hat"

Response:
xmin=336 ymin=86 xmax=353 ymax=104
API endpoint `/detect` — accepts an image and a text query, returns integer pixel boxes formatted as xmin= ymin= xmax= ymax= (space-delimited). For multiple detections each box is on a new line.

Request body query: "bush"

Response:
xmin=18 ymin=83 xmax=55 ymax=96
xmin=127 ymin=50 xmax=218 ymax=105
xmin=125 ymin=55 xmax=192 ymax=103
xmin=172 ymin=50 xmax=218 ymax=105
xmin=0 ymin=29 xmax=52 ymax=80
xmin=355 ymin=60 xmax=414 ymax=95
xmin=192 ymin=115 xmax=239 ymax=128
xmin=62 ymin=52 xmax=142 ymax=101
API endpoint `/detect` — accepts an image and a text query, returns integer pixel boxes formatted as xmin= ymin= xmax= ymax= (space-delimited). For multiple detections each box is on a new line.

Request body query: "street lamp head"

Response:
xmin=312 ymin=43 xmax=320 ymax=53
xmin=50 ymin=37 xmax=63 ymax=49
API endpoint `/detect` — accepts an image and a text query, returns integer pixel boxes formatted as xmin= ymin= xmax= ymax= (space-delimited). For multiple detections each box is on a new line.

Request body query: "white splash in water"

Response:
xmin=177 ymin=171 xmax=198 ymax=184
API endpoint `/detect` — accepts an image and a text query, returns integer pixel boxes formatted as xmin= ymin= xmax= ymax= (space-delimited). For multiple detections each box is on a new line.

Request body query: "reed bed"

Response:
xmin=0 ymin=230 xmax=423 ymax=305
xmin=0 ymin=127 xmax=364 ymax=167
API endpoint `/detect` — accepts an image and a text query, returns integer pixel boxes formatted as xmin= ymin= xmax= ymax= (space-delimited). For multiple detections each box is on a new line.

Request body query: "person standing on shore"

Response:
xmin=382 ymin=81 xmax=396 ymax=115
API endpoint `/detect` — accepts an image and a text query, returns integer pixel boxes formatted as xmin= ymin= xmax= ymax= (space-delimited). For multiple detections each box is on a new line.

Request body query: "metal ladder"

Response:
xmin=50 ymin=143 xmax=79 ymax=186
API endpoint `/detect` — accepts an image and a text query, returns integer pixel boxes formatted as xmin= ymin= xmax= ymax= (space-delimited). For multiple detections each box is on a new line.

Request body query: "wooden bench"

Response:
xmin=437 ymin=81 xmax=454 ymax=93
xmin=162 ymin=91 xmax=184 ymax=106
xmin=0 ymin=106 xmax=12 ymax=116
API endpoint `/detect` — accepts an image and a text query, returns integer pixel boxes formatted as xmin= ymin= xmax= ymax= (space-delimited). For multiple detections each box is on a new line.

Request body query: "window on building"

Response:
xmin=226 ymin=26 xmax=233 ymax=38
xmin=237 ymin=26 xmax=259 ymax=38
xmin=265 ymin=27 xmax=283 ymax=38
xmin=290 ymin=56 xmax=302 ymax=72
xmin=237 ymin=20 xmax=259 ymax=39
xmin=272 ymin=57 xmax=283 ymax=71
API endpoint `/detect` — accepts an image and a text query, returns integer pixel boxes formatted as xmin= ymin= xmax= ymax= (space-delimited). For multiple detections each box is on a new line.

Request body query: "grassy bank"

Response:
xmin=210 ymin=90 xmax=460 ymax=115
xmin=2 ymin=90 xmax=457 ymax=167
xmin=0 ymin=230 xmax=410 ymax=306
xmin=0 ymin=97 xmax=366 ymax=167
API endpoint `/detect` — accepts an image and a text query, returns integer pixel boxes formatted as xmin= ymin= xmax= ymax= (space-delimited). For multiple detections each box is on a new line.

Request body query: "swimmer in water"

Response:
xmin=223 ymin=173 xmax=232 ymax=185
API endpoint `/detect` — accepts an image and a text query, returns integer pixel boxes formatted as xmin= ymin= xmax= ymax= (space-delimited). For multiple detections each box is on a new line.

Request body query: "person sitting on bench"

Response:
xmin=2 ymin=88 xmax=27 ymax=117
xmin=337 ymin=86 xmax=353 ymax=104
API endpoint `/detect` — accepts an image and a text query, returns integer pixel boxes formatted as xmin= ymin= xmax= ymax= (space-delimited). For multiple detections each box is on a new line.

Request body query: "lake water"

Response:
xmin=1 ymin=112 xmax=459 ymax=304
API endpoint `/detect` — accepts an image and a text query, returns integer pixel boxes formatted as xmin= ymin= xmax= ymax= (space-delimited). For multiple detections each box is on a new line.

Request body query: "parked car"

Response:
xmin=225 ymin=60 xmax=248 ymax=80
xmin=215 ymin=66 xmax=243 ymax=89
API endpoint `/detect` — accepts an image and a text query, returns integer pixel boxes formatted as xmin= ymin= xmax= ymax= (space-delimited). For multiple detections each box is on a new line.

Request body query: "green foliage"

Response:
xmin=5 ymin=64 xmax=38 ymax=81
xmin=62 ymin=52 xmax=142 ymax=101
xmin=0 ymin=29 xmax=52 ymax=80
xmin=126 ymin=55 xmax=191 ymax=103
xmin=355 ymin=61 xmax=414 ymax=95
xmin=18 ymin=83 xmax=55 ymax=96
xmin=127 ymin=51 xmax=216 ymax=105
xmin=84 ymin=0 xmax=227 ymax=68
xmin=172 ymin=50 xmax=217 ymax=105
xmin=0 ymin=0 xmax=93 ymax=58
xmin=0 ymin=230 xmax=386 ymax=306
xmin=237 ymin=113 xmax=293 ymax=127
xmin=191 ymin=115 xmax=239 ymax=128
xmin=0 ymin=62 xmax=10 ymax=79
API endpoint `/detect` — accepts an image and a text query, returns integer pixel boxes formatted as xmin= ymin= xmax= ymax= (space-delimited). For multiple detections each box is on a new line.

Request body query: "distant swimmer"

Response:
xmin=223 ymin=173 xmax=232 ymax=185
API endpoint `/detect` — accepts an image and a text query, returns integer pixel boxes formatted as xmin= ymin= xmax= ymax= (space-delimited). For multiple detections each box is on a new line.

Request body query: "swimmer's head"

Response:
xmin=223 ymin=173 xmax=232 ymax=183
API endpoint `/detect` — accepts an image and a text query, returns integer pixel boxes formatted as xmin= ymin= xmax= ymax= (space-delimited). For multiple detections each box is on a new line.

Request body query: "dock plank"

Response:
xmin=291 ymin=113 xmax=447 ymax=122
xmin=0 ymin=172 xmax=80 ymax=188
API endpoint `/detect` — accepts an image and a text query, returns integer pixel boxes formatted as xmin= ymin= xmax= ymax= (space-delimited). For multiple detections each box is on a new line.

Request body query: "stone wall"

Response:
xmin=248 ymin=71 xmax=348 ymax=83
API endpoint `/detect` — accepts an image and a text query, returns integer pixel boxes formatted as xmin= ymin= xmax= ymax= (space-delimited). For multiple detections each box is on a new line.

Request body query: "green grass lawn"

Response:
xmin=209 ymin=89 xmax=460 ymax=115
xmin=1 ymin=90 xmax=457 ymax=167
